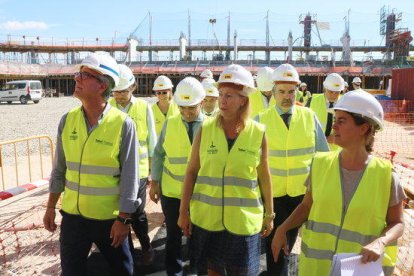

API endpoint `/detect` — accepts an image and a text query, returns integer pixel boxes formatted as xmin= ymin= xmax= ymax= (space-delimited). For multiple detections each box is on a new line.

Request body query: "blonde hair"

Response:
xmin=217 ymin=83 xmax=251 ymax=132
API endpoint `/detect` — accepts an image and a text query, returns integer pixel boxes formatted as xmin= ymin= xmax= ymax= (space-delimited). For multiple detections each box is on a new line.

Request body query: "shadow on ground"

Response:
xmin=87 ymin=224 xmax=298 ymax=276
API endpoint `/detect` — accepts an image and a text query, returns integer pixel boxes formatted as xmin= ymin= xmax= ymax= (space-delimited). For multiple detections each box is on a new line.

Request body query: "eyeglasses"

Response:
xmin=113 ymin=89 xmax=129 ymax=94
xmin=154 ymin=91 xmax=168 ymax=95
xmin=74 ymin=71 xmax=103 ymax=82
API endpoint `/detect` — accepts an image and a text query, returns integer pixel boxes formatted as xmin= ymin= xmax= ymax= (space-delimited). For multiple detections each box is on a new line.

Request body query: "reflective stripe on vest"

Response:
xmin=299 ymin=152 xmax=396 ymax=276
xmin=109 ymin=97 xmax=150 ymax=177
xmin=61 ymin=106 xmax=126 ymax=220
xmin=65 ymin=180 xmax=120 ymax=195
xmin=190 ymin=117 xmax=265 ymax=235
xmin=161 ymin=115 xmax=192 ymax=199
xmin=259 ymin=106 xmax=315 ymax=197
xmin=249 ymin=89 xmax=276 ymax=118
xmin=152 ymin=100 xmax=180 ymax=136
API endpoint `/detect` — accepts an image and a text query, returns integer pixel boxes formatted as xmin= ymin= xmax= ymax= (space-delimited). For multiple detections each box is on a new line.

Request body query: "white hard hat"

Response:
xmin=113 ymin=64 xmax=135 ymax=91
xmin=153 ymin=75 xmax=173 ymax=91
xmin=300 ymin=82 xmax=307 ymax=87
xmin=352 ymin=77 xmax=362 ymax=84
xmin=200 ymin=69 xmax=213 ymax=79
xmin=256 ymin=67 xmax=274 ymax=91
xmin=323 ymin=73 xmax=345 ymax=92
xmin=344 ymin=81 xmax=349 ymax=87
xmin=272 ymin=63 xmax=300 ymax=84
xmin=217 ymin=64 xmax=256 ymax=96
xmin=333 ymin=89 xmax=384 ymax=130
xmin=201 ymin=78 xmax=219 ymax=97
xmin=174 ymin=77 xmax=206 ymax=106
xmin=77 ymin=53 xmax=120 ymax=86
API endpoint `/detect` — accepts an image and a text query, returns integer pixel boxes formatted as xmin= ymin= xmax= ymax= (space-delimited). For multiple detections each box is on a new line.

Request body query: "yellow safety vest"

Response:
xmin=309 ymin=94 xmax=341 ymax=151
xmin=61 ymin=106 xmax=127 ymax=220
xmin=259 ymin=106 xmax=315 ymax=197
xmin=296 ymin=90 xmax=304 ymax=102
xmin=300 ymin=152 xmax=396 ymax=276
xmin=190 ymin=117 xmax=265 ymax=235
xmin=249 ymin=89 xmax=276 ymax=118
xmin=152 ymin=100 xmax=180 ymax=136
xmin=161 ymin=114 xmax=191 ymax=199
xmin=109 ymin=97 xmax=150 ymax=178
xmin=302 ymin=90 xmax=311 ymax=106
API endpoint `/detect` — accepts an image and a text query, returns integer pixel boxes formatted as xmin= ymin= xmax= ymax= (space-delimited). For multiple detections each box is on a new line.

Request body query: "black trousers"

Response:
xmin=265 ymin=195 xmax=304 ymax=276
xmin=161 ymin=195 xmax=184 ymax=276
xmin=60 ymin=211 xmax=134 ymax=276
xmin=130 ymin=178 xmax=151 ymax=251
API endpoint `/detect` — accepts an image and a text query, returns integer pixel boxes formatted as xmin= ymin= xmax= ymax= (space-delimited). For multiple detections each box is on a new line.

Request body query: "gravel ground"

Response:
xmin=0 ymin=97 xmax=81 ymax=143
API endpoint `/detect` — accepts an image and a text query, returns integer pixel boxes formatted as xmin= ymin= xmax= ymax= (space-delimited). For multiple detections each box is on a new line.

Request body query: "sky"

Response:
xmin=0 ymin=0 xmax=413 ymax=61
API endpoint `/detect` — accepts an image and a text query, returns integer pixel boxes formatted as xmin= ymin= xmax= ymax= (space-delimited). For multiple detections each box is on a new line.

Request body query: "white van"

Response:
xmin=0 ymin=80 xmax=43 ymax=104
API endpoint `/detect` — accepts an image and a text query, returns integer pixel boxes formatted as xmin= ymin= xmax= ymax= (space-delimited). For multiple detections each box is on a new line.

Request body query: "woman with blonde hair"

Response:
xmin=178 ymin=64 xmax=274 ymax=276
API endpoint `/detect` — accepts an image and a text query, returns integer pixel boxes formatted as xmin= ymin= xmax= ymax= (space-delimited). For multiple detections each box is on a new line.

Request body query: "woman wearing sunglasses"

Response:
xmin=152 ymin=75 xmax=180 ymax=136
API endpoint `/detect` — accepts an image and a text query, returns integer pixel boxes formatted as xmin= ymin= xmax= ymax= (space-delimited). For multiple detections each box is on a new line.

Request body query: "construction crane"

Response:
xmin=128 ymin=12 xmax=150 ymax=41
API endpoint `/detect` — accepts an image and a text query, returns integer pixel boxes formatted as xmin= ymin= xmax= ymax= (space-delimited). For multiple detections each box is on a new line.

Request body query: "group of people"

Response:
xmin=43 ymin=52 xmax=405 ymax=276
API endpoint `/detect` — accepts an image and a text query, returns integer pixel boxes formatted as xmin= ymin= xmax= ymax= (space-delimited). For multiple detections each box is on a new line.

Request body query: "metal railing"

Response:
xmin=0 ymin=136 xmax=54 ymax=191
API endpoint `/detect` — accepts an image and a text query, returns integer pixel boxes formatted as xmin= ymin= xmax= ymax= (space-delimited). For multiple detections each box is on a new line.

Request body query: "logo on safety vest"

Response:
xmin=95 ymin=139 xmax=114 ymax=146
xmin=238 ymin=147 xmax=256 ymax=156
xmin=207 ymin=141 xmax=218 ymax=154
xmin=70 ymin=128 xmax=78 ymax=140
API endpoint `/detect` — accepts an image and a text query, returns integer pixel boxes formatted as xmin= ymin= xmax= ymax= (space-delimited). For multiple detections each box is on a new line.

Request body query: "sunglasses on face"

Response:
xmin=113 ymin=90 xmax=129 ymax=94
xmin=74 ymin=71 xmax=103 ymax=82
xmin=155 ymin=91 xmax=168 ymax=95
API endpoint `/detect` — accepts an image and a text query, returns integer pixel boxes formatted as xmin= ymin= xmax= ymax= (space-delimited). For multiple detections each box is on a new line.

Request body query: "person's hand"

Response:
xmin=149 ymin=180 xmax=161 ymax=203
xmin=360 ymin=238 xmax=385 ymax=263
xmin=177 ymin=211 xmax=192 ymax=237
xmin=261 ymin=216 xmax=274 ymax=238
xmin=43 ymin=208 xmax=57 ymax=232
xmin=110 ymin=220 xmax=130 ymax=248
xmin=271 ymin=227 xmax=289 ymax=262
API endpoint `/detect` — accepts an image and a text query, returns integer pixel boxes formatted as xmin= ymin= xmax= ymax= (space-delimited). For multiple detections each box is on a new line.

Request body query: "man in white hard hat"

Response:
xmin=201 ymin=78 xmax=219 ymax=116
xmin=257 ymin=63 xmax=329 ymax=275
xmin=200 ymin=69 xmax=214 ymax=82
xmin=307 ymin=73 xmax=345 ymax=151
xmin=43 ymin=53 xmax=139 ymax=275
xmin=109 ymin=64 xmax=157 ymax=265
xmin=342 ymin=81 xmax=349 ymax=94
xmin=352 ymin=76 xmax=362 ymax=90
xmin=150 ymin=77 xmax=205 ymax=275
xmin=249 ymin=66 xmax=276 ymax=118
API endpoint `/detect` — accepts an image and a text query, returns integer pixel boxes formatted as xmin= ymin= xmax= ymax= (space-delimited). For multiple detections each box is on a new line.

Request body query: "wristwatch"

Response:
xmin=116 ymin=215 xmax=132 ymax=225
xmin=264 ymin=212 xmax=276 ymax=219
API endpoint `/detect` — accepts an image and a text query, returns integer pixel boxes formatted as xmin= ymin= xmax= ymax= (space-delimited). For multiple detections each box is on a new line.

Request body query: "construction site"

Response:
xmin=0 ymin=4 xmax=414 ymax=276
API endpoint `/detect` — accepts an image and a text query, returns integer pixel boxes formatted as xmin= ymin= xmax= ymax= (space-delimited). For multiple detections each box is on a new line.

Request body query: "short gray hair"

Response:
xmin=101 ymin=75 xmax=115 ymax=101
